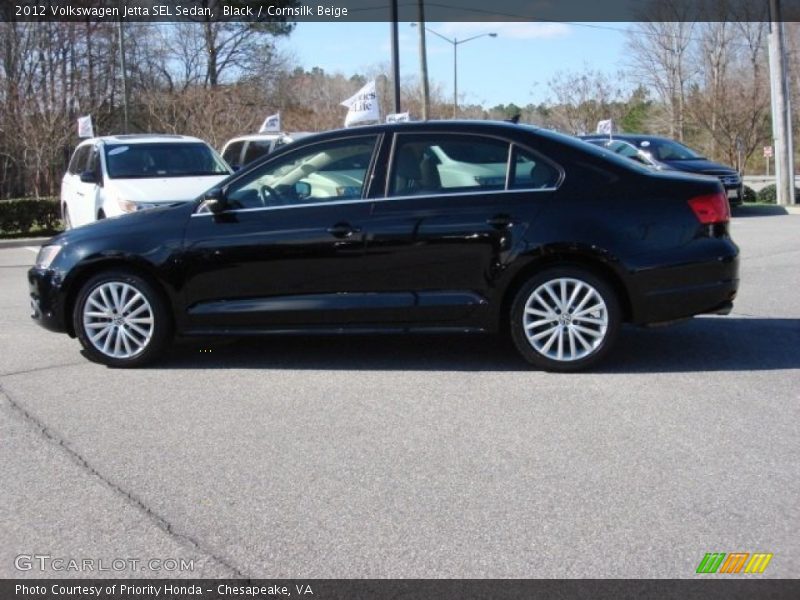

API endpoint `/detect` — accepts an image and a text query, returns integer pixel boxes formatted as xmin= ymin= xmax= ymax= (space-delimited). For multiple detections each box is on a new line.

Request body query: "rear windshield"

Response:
xmin=104 ymin=143 xmax=229 ymax=179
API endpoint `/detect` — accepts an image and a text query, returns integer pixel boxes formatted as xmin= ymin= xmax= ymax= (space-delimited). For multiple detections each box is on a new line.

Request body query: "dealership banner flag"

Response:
xmin=77 ymin=115 xmax=94 ymax=138
xmin=386 ymin=112 xmax=410 ymax=123
xmin=596 ymin=119 xmax=615 ymax=135
xmin=259 ymin=112 xmax=281 ymax=133
xmin=342 ymin=80 xmax=380 ymax=127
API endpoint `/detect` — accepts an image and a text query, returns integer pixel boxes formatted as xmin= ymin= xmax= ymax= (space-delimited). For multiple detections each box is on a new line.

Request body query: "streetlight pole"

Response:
xmin=414 ymin=26 xmax=497 ymax=118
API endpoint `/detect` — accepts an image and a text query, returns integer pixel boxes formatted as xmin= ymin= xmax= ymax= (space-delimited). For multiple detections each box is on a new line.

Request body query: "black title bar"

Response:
xmin=3 ymin=0 xmax=800 ymax=23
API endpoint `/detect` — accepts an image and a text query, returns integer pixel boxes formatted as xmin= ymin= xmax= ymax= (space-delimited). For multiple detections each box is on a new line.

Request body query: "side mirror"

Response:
xmin=294 ymin=181 xmax=311 ymax=199
xmin=202 ymin=187 xmax=227 ymax=213
xmin=80 ymin=170 xmax=98 ymax=184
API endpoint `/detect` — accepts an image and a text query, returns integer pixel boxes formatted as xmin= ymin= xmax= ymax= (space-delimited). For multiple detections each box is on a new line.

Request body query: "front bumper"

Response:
xmin=28 ymin=267 xmax=69 ymax=333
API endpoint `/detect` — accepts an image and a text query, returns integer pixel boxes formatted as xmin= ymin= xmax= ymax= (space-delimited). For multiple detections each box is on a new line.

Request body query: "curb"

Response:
xmin=0 ymin=237 xmax=51 ymax=249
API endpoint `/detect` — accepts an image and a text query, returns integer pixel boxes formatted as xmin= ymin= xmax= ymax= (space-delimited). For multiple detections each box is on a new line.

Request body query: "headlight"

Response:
xmin=36 ymin=245 xmax=62 ymax=269
xmin=117 ymin=198 xmax=138 ymax=213
xmin=118 ymin=199 xmax=158 ymax=213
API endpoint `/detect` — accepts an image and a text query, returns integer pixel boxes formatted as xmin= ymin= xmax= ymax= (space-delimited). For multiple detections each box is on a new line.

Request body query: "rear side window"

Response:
xmin=510 ymin=146 xmax=561 ymax=189
xmin=222 ymin=141 xmax=244 ymax=167
xmin=388 ymin=134 xmax=511 ymax=197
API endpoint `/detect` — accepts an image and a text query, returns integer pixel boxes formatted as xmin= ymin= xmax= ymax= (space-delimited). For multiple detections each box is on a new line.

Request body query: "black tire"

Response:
xmin=510 ymin=267 xmax=621 ymax=372
xmin=61 ymin=204 xmax=72 ymax=230
xmin=73 ymin=270 xmax=172 ymax=368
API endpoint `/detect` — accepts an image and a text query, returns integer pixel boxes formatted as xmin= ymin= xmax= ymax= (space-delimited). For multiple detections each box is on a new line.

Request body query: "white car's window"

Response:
xmin=104 ymin=143 xmax=229 ymax=179
xmin=222 ymin=141 xmax=244 ymax=167
xmin=389 ymin=135 xmax=511 ymax=197
xmin=243 ymin=140 xmax=274 ymax=165
xmin=68 ymin=146 xmax=91 ymax=175
xmin=225 ymin=136 xmax=378 ymax=210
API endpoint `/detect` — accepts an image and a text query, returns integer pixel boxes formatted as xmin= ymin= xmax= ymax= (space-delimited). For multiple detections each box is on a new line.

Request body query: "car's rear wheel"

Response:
xmin=510 ymin=267 xmax=621 ymax=371
xmin=73 ymin=270 xmax=172 ymax=367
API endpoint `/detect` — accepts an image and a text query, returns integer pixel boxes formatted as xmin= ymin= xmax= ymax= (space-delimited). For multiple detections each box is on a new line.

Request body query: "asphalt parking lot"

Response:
xmin=1 ymin=208 xmax=798 ymax=579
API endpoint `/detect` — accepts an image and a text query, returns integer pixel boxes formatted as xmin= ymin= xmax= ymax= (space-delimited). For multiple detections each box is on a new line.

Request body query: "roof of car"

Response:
xmin=580 ymin=133 xmax=672 ymax=143
xmin=79 ymin=134 xmax=207 ymax=145
xmin=222 ymin=131 xmax=315 ymax=145
xmin=283 ymin=120 xmax=546 ymax=143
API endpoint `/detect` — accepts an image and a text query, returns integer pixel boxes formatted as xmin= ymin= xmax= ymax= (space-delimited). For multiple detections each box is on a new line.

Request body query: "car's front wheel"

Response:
xmin=73 ymin=270 xmax=172 ymax=367
xmin=62 ymin=205 xmax=72 ymax=230
xmin=510 ymin=267 xmax=621 ymax=371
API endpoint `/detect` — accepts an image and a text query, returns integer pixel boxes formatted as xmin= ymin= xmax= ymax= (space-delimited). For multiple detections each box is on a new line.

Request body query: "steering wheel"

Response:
xmin=258 ymin=184 xmax=281 ymax=206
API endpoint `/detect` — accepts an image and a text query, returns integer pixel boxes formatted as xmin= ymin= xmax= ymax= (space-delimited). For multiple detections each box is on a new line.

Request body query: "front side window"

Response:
xmin=389 ymin=134 xmax=511 ymax=197
xmin=69 ymin=146 xmax=91 ymax=175
xmin=104 ymin=143 xmax=229 ymax=179
xmin=224 ymin=136 xmax=378 ymax=210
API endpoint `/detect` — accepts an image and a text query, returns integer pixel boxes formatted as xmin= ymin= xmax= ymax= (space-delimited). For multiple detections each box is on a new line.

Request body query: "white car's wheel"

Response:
xmin=62 ymin=205 xmax=72 ymax=230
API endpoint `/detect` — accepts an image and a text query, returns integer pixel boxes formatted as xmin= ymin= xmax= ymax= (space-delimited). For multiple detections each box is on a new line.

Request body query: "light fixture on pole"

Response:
xmin=412 ymin=24 xmax=497 ymax=118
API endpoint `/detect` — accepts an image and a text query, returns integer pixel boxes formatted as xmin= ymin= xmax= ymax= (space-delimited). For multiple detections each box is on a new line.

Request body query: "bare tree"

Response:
xmin=546 ymin=67 xmax=628 ymax=134
xmin=627 ymin=1 xmax=696 ymax=140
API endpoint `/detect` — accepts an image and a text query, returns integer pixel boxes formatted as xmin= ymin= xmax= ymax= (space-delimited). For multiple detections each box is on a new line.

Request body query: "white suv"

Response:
xmin=220 ymin=132 xmax=313 ymax=171
xmin=61 ymin=134 xmax=232 ymax=228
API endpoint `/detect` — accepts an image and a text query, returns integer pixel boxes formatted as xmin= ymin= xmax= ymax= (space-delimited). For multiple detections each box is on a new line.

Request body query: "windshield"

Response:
xmin=104 ymin=143 xmax=229 ymax=179
xmin=643 ymin=139 xmax=704 ymax=161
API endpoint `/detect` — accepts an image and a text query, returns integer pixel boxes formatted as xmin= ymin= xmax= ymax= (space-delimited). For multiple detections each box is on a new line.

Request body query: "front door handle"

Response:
xmin=487 ymin=214 xmax=513 ymax=229
xmin=327 ymin=222 xmax=362 ymax=238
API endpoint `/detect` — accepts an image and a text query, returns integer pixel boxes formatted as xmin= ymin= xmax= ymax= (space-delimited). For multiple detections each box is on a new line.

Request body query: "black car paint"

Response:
xmin=29 ymin=121 xmax=739 ymax=341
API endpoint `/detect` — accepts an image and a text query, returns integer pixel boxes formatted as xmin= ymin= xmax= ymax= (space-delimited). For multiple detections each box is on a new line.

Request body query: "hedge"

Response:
xmin=0 ymin=197 xmax=63 ymax=235
xmin=756 ymin=184 xmax=800 ymax=204
xmin=742 ymin=185 xmax=757 ymax=203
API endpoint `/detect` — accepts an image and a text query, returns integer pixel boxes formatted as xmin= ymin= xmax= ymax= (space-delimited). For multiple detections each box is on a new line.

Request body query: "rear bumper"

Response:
xmin=628 ymin=239 xmax=740 ymax=325
xmin=637 ymin=278 xmax=739 ymax=324
xmin=28 ymin=267 xmax=69 ymax=333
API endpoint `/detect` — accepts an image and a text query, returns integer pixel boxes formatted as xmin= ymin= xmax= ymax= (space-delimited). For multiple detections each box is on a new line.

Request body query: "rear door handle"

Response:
xmin=327 ymin=222 xmax=362 ymax=238
xmin=487 ymin=214 xmax=513 ymax=229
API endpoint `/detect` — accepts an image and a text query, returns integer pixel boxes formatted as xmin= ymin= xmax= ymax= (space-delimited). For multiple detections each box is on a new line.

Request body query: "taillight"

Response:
xmin=688 ymin=192 xmax=730 ymax=225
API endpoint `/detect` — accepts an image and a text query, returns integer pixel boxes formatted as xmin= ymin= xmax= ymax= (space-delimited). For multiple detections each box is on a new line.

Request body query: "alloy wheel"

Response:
xmin=522 ymin=277 xmax=609 ymax=362
xmin=82 ymin=281 xmax=154 ymax=359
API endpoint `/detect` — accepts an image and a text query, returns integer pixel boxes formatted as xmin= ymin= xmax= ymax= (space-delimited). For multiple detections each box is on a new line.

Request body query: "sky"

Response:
xmin=279 ymin=22 xmax=630 ymax=109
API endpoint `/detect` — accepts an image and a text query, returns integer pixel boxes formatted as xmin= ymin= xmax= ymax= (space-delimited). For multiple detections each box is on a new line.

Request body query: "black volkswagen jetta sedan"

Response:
xmin=29 ymin=121 xmax=739 ymax=371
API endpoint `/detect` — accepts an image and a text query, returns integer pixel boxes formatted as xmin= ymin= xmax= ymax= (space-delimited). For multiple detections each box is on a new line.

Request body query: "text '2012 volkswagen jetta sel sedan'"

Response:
xmin=29 ymin=121 xmax=739 ymax=371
